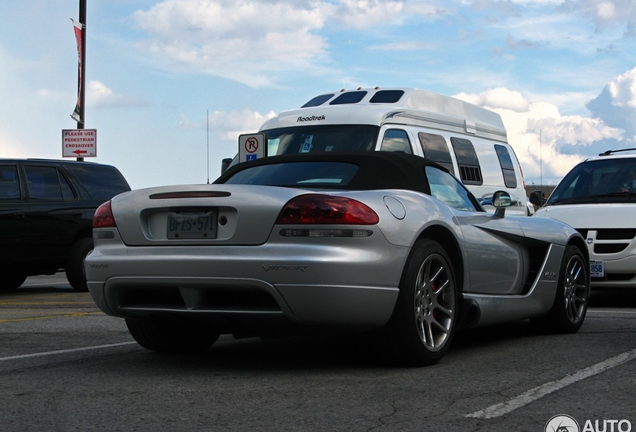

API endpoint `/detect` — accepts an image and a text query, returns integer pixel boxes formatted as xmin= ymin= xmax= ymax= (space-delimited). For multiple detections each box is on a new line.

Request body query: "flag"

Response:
xmin=71 ymin=19 xmax=83 ymax=123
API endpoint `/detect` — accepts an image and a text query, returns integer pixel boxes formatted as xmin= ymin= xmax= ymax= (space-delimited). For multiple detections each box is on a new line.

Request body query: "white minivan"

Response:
xmin=234 ymin=87 xmax=530 ymax=215
xmin=531 ymin=149 xmax=636 ymax=289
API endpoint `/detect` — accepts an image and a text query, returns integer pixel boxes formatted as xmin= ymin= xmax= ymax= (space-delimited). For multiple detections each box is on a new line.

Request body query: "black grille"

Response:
xmin=594 ymin=244 xmax=629 ymax=254
xmin=596 ymin=229 xmax=636 ymax=240
xmin=117 ymin=286 xmax=280 ymax=312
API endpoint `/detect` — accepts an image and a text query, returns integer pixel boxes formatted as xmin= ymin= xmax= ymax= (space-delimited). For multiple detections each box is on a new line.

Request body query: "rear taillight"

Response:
xmin=276 ymin=194 xmax=379 ymax=225
xmin=93 ymin=201 xmax=116 ymax=228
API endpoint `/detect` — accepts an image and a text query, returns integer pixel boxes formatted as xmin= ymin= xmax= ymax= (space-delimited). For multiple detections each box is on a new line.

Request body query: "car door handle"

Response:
xmin=72 ymin=211 xmax=83 ymax=217
xmin=13 ymin=212 xmax=26 ymax=219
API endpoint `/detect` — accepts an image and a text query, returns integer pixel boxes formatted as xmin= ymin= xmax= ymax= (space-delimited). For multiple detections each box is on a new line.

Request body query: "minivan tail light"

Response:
xmin=94 ymin=201 xmax=116 ymax=228
xmin=276 ymin=195 xmax=379 ymax=225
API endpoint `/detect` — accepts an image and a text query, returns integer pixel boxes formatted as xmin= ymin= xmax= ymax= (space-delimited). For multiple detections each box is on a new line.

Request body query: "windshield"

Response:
xmin=547 ymin=158 xmax=636 ymax=205
xmin=263 ymin=125 xmax=379 ymax=155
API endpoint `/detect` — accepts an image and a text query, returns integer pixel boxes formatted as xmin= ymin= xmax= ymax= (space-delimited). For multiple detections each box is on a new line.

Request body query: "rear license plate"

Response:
xmin=590 ymin=260 xmax=604 ymax=278
xmin=167 ymin=210 xmax=217 ymax=239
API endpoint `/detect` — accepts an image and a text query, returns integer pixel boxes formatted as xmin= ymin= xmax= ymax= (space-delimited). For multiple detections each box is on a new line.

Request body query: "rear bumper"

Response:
xmin=85 ymin=240 xmax=406 ymax=330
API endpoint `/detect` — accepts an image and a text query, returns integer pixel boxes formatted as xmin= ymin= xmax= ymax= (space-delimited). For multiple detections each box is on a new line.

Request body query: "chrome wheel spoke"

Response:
xmin=414 ymin=253 xmax=455 ymax=351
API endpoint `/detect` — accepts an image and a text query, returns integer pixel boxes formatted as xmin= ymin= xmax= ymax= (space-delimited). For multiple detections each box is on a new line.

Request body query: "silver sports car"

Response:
xmin=85 ymin=152 xmax=590 ymax=366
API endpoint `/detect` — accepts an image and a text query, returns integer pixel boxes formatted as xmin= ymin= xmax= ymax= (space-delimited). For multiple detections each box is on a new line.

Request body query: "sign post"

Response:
xmin=70 ymin=0 xmax=87 ymax=161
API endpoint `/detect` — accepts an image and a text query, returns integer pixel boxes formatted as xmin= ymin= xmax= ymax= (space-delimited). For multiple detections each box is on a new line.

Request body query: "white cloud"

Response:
xmin=586 ymin=67 xmax=636 ymax=139
xmin=455 ymin=87 xmax=624 ymax=185
xmin=455 ymin=87 xmax=530 ymax=112
xmin=133 ymin=0 xmax=331 ymax=87
xmin=561 ymin=0 xmax=636 ymax=33
xmin=206 ymin=108 xmax=276 ymax=141
xmin=86 ymin=80 xmax=150 ymax=109
xmin=331 ymin=0 xmax=405 ymax=29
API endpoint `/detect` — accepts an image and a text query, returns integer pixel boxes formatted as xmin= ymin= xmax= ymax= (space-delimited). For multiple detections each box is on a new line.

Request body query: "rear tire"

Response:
xmin=1 ymin=273 xmax=27 ymax=290
xmin=531 ymin=244 xmax=589 ymax=334
xmin=385 ymin=239 xmax=458 ymax=367
xmin=65 ymin=238 xmax=93 ymax=292
xmin=126 ymin=318 xmax=220 ymax=353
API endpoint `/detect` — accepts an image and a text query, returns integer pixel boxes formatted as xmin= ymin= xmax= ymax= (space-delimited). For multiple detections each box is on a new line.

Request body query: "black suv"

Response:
xmin=0 ymin=159 xmax=130 ymax=291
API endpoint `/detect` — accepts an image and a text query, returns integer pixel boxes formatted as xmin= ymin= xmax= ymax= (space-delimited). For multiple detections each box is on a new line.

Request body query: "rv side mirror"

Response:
xmin=529 ymin=190 xmax=546 ymax=208
xmin=221 ymin=158 xmax=233 ymax=174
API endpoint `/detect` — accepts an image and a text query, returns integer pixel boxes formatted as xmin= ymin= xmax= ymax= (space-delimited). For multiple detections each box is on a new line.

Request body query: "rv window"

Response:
xmin=369 ymin=90 xmax=405 ymax=103
xmin=418 ymin=133 xmax=454 ymax=175
xmin=330 ymin=91 xmax=367 ymax=105
xmin=494 ymin=144 xmax=518 ymax=188
xmin=450 ymin=137 xmax=483 ymax=185
xmin=263 ymin=125 xmax=379 ymax=155
xmin=380 ymin=129 xmax=412 ymax=154
xmin=301 ymin=94 xmax=335 ymax=108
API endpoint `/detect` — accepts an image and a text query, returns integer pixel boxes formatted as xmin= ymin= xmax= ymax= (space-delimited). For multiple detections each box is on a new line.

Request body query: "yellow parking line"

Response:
xmin=0 ymin=301 xmax=96 ymax=306
xmin=0 ymin=311 xmax=103 ymax=323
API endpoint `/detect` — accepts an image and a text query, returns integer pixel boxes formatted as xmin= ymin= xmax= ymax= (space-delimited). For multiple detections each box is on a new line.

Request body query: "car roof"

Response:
xmin=215 ymin=151 xmax=448 ymax=194
xmin=0 ymin=158 xmax=114 ymax=167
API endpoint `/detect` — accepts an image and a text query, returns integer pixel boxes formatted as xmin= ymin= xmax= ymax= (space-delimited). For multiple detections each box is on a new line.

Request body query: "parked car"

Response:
xmin=86 ymin=152 xmax=589 ymax=366
xmin=0 ymin=159 xmax=130 ymax=291
xmin=531 ymin=148 xmax=636 ymax=289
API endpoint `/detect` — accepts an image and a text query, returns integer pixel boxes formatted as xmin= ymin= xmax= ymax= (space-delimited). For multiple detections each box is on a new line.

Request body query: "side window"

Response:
xmin=450 ymin=137 xmax=483 ymax=185
xmin=426 ymin=166 xmax=479 ymax=212
xmin=494 ymin=144 xmax=517 ymax=188
xmin=380 ymin=129 xmax=412 ymax=154
xmin=0 ymin=165 xmax=21 ymax=200
xmin=25 ymin=166 xmax=76 ymax=201
xmin=418 ymin=132 xmax=455 ymax=175
xmin=67 ymin=165 xmax=130 ymax=200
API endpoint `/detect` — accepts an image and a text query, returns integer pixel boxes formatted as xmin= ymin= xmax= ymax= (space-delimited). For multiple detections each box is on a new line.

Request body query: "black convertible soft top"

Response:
xmin=215 ymin=152 xmax=453 ymax=195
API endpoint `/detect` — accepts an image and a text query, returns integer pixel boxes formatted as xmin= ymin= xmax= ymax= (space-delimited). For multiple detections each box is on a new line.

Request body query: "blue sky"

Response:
xmin=1 ymin=0 xmax=635 ymax=189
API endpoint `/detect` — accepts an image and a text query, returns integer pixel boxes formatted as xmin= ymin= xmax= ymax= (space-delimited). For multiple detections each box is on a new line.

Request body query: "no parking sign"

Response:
xmin=239 ymin=133 xmax=266 ymax=162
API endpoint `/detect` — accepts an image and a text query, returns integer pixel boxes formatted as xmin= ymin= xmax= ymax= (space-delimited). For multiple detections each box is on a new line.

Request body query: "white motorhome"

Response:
xmin=237 ymin=87 xmax=529 ymax=215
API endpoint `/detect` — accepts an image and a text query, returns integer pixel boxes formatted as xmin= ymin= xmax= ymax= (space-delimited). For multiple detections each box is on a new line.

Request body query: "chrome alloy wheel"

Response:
xmin=413 ymin=253 xmax=456 ymax=351
xmin=563 ymin=253 xmax=588 ymax=324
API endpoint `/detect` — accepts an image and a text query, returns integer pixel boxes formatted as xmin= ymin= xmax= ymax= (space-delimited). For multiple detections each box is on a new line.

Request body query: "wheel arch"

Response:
xmin=567 ymin=234 xmax=589 ymax=264
xmin=416 ymin=225 xmax=464 ymax=293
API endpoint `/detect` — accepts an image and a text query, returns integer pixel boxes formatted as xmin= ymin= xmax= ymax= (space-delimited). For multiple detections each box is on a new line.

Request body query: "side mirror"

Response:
xmin=529 ymin=190 xmax=546 ymax=207
xmin=492 ymin=191 xmax=511 ymax=218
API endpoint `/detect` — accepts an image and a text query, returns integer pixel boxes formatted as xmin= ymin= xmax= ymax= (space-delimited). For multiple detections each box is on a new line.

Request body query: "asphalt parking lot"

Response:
xmin=1 ymin=274 xmax=635 ymax=431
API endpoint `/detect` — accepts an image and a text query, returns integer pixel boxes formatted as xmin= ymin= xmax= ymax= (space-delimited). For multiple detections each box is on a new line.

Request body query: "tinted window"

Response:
xmin=369 ymin=90 xmax=404 ymax=103
xmin=450 ymin=137 xmax=483 ymax=185
xmin=25 ymin=166 xmax=75 ymax=201
xmin=224 ymin=162 xmax=359 ymax=187
xmin=329 ymin=91 xmax=367 ymax=105
xmin=380 ymin=129 xmax=412 ymax=154
xmin=301 ymin=94 xmax=334 ymax=108
xmin=0 ymin=165 xmax=20 ymax=200
xmin=426 ymin=166 xmax=479 ymax=211
xmin=418 ymin=132 xmax=454 ymax=175
xmin=494 ymin=144 xmax=517 ymax=188
xmin=67 ymin=165 xmax=130 ymax=200
xmin=264 ymin=125 xmax=379 ymax=155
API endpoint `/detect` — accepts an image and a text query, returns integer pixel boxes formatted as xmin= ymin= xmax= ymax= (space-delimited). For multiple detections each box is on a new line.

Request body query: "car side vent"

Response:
xmin=459 ymin=165 xmax=483 ymax=185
